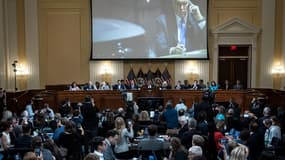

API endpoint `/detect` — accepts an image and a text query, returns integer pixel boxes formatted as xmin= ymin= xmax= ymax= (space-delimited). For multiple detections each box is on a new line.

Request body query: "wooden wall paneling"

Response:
xmin=38 ymin=0 xmax=90 ymax=87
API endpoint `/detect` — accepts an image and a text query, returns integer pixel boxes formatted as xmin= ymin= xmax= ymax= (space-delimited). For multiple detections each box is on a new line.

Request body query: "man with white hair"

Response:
xmin=178 ymin=115 xmax=188 ymax=138
xmin=188 ymin=145 xmax=203 ymax=160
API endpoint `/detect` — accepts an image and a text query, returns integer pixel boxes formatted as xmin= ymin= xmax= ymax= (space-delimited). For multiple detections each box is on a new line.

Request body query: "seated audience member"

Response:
xmin=91 ymin=136 xmax=107 ymax=160
xmin=138 ymin=124 xmax=169 ymax=159
xmin=221 ymin=79 xmax=231 ymax=90
xmin=188 ymin=146 xmax=204 ymax=160
xmin=14 ymin=123 xmax=32 ymax=148
xmin=84 ymin=81 xmax=96 ymax=90
xmin=168 ymin=137 xmax=188 ymax=160
xmin=69 ymin=81 xmax=81 ymax=91
xmin=233 ymin=80 xmax=244 ymax=90
xmin=103 ymin=130 xmax=119 ymax=160
xmin=174 ymin=80 xmax=184 ymax=90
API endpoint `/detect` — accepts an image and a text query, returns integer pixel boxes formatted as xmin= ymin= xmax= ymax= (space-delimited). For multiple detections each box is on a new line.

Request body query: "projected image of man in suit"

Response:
xmin=154 ymin=0 xmax=207 ymax=57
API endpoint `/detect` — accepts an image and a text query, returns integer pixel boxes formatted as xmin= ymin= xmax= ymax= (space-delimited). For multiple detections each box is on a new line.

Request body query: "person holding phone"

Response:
xmin=31 ymin=136 xmax=54 ymax=160
xmin=113 ymin=117 xmax=134 ymax=159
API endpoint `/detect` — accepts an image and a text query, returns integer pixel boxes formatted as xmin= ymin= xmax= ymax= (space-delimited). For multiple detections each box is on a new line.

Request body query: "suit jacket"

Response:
xmin=103 ymin=139 xmax=116 ymax=160
xmin=153 ymin=10 xmax=206 ymax=57
xmin=112 ymin=84 xmax=127 ymax=90
xmin=233 ymin=84 xmax=243 ymax=90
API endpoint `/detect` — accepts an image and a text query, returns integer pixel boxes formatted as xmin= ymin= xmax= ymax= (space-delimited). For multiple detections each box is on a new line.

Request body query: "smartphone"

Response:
xmin=150 ymin=111 xmax=155 ymax=118
xmin=128 ymin=120 xmax=132 ymax=125
xmin=35 ymin=148 xmax=41 ymax=157
xmin=220 ymin=138 xmax=228 ymax=144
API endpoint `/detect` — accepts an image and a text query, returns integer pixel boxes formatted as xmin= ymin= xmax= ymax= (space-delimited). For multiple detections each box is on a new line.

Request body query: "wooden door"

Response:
xmin=218 ymin=45 xmax=250 ymax=89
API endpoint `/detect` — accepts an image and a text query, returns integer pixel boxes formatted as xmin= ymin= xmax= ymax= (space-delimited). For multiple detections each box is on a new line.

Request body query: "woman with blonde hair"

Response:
xmin=229 ymin=145 xmax=249 ymax=160
xmin=139 ymin=110 xmax=150 ymax=121
xmin=114 ymin=117 xmax=134 ymax=159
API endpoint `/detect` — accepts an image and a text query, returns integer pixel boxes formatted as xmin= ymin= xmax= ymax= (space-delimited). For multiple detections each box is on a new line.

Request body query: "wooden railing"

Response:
xmin=6 ymin=88 xmax=285 ymax=115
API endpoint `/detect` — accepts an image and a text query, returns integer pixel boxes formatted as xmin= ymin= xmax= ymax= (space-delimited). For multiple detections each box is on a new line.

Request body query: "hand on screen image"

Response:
xmin=152 ymin=0 xmax=207 ymax=58
xmin=169 ymin=44 xmax=186 ymax=55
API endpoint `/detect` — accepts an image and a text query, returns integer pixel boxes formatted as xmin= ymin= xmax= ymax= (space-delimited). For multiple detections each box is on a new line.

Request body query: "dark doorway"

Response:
xmin=218 ymin=45 xmax=250 ymax=89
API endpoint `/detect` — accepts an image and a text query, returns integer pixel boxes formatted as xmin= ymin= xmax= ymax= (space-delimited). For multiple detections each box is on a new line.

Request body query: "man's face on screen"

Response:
xmin=173 ymin=0 xmax=190 ymax=17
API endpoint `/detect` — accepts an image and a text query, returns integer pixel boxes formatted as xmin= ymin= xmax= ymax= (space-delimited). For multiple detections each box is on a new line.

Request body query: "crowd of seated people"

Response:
xmin=68 ymin=79 xmax=246 ymax=92
xmin=0 ymin=91 xmax=285 ymax=160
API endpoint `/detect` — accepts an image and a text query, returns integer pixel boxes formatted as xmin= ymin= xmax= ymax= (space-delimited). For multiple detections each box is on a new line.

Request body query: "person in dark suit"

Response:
xmin=233 ymin=80 xmax=244 ymax=90
xmin=152 ymin=0 xmax=207 ymax=57
xmin=221 ymin=80 xmax=231 ymax=90
xmin=127 ymin=80 xmax=138 ymax=90
xmin=112 ymin=80 xmax=127 ymax=91
xmin=103 ymin=130 xmax=119 ymax=160
xmin=14 ymin=123 xmax=32 ymax=148
xmin=194 ymin=95 xmax=213 ymax=122
xmin=226 ymin=97 xmax=240 ymax=119
xmin=81 ymin=96 xmax=99 ymax=155
xmin=83 ymin=81 xmax=96 ymax=90
xmin=137 ymin=124 xmax=169 ymax=159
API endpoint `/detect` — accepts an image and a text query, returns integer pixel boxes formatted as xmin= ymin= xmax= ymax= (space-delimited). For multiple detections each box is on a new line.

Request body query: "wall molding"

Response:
xmin=212 ymin=18 xmax=260 ymax=87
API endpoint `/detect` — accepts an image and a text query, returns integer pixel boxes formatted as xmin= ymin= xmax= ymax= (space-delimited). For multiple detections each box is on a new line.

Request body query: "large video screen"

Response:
xmin=91 ymin=0 xmax=208 ymax=60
